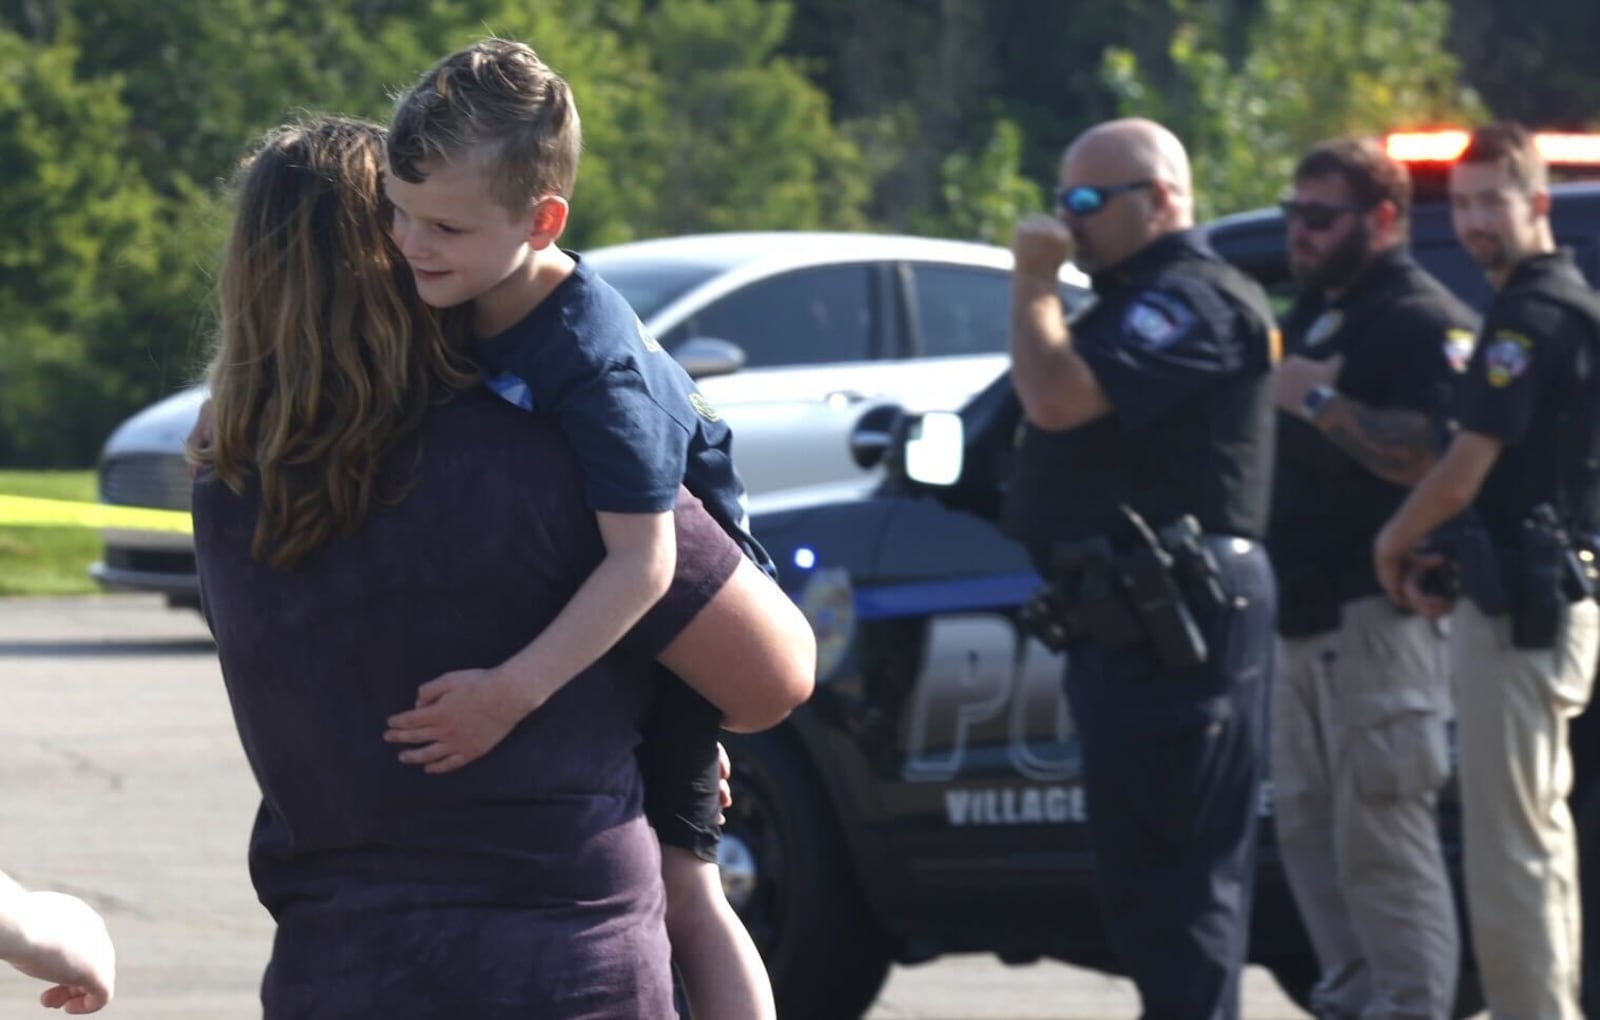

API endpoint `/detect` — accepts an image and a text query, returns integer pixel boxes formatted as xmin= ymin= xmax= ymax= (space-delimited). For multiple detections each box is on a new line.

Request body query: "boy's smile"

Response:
xmin=384 ymin=159 xmax=537 ymax=313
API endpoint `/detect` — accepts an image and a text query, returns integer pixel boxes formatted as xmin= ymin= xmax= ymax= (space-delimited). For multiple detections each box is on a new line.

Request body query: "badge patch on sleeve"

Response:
xmin=1122 ymin=292 xmax=1196 ymax=350
xmin=1484 ymin=331 xmax=1532 ymax=387
xmin=1444 ymin=328 xmax=1476 ymax=374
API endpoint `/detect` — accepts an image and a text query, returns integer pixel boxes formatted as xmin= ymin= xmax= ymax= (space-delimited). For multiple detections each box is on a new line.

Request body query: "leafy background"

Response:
xmin=1 ymin=0 xmax=1589 ymax=466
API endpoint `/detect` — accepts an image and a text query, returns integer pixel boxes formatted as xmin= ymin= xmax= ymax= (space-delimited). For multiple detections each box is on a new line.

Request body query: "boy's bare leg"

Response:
xmin=660 ymin=845 xmax=776 ymax=1020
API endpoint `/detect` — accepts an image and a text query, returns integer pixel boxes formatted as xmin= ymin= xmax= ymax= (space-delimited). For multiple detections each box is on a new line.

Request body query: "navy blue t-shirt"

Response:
xmin=192 ymin=390 xmax=741 ymax=1018
xmin=475 ymin=255 xmax=773 ymax=574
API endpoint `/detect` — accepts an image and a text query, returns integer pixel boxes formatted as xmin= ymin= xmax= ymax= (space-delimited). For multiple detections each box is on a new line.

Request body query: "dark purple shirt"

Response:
xmin=193 ymin=388 xmax=739 ymax=1019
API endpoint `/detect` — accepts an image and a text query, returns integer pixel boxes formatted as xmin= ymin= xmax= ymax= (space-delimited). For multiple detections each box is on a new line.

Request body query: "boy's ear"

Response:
xmin=527 ymin=196 xmax=570 ymax=250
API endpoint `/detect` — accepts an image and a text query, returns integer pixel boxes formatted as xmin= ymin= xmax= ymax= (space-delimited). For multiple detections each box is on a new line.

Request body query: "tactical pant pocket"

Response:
xmin=1348 ymin=692 xmax=1448 ymax=802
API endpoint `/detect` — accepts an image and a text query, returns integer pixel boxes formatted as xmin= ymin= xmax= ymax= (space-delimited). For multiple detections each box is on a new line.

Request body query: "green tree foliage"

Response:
xmin=0 ymin=0 xmax=1589 ymax=466
xmin=1103 ymin=0 xmax=1484 ymax=219
xmin=0 ymin=26 xmax=182 ymax=464
xmin=1450 ymin=0 xmax=1600 ymax=128
xmin=0 ymin=0 xmax=872 ymax=465
xmin=635 ymin=0 xmax=868 ymax=235
xmin=910 ymin=118 xmax=1042 ymax=245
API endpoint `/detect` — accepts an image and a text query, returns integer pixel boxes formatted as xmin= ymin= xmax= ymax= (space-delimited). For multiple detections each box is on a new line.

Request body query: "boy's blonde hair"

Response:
xmin=389 ymin=39 xmax=582 ymax=214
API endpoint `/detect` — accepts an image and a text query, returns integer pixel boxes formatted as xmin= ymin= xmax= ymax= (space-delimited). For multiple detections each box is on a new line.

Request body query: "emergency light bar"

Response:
xmin=1384 ymin=130 xmax=1600 ymax=167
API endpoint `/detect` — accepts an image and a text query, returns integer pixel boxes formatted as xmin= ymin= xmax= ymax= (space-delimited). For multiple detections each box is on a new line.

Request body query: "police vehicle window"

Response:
xmin=669 ymin=266 xmax=876 ymax=367
xmin=1414 ymin=239 xmax=1493 ymax=311
xmin=1229 ymin=251 xmax=1297 ymax=317
xmin=909 ymin=265 xmax=1011 ymax=357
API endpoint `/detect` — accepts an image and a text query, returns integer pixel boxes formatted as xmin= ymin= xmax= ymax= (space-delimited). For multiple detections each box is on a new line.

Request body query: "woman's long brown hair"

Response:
xmin=194 ymin=116 xmax=477 ymax=569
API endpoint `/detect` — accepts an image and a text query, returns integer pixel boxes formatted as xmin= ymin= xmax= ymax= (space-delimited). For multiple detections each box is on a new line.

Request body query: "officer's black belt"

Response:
xmin=1019 ymin=510 xmax=1234 ymax=672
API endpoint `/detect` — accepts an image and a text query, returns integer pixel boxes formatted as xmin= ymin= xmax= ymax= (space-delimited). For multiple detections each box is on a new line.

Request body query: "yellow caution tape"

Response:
xmin=0 ymin=495 xmax=193 ymax=534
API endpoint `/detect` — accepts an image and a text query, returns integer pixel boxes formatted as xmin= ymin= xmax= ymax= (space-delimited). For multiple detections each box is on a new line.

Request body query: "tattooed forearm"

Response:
xmin=1316 ymin=396 xmax=1440 ymax=487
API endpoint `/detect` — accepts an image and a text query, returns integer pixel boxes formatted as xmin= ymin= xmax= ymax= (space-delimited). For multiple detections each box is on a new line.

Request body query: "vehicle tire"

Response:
xmin=1267 ymin=956 xmax=1484 ymax=1018
xmin=721 ymin=729 xmax=894 ymax=1020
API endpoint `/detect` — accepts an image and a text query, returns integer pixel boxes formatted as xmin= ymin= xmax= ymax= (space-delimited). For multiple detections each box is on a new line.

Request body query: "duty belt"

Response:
xmin=1019 ymin=507 xmax=1228 ymax=672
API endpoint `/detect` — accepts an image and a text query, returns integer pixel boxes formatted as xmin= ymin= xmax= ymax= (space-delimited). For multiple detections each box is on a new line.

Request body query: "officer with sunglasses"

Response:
xmin=1002 ymin=117 xmax=1278 ymax=1020
xmin=1266 ymin=138 xmax=1477 ymax=1020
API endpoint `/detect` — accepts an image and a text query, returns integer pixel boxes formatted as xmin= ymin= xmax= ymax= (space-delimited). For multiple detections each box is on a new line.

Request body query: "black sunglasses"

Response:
xmin=1056 ymin=180 xmax=1155 ymax=217
xmin=1279 ymin=199 xmax=1374 ymax=231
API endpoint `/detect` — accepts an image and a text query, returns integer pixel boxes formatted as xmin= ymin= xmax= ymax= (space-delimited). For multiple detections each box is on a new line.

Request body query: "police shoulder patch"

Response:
xmin=1443 ymin=327 xmax=1476 ymax=374
xmin=1121 ymin=291 xmax=1196 ymax=350
xmin=1484 ymin=330 xmax=1532 ymax=388
xmin=1304 ymin=309 xmax=1344 ymax=348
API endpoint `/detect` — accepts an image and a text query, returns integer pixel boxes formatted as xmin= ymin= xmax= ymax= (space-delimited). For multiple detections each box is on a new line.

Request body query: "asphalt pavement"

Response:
xmin=0 ymin=595 xmax=1308 ymax=1019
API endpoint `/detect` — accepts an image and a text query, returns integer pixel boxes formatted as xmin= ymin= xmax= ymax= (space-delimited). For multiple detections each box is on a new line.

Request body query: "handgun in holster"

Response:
xmin=1512 ymin=503 xmax=1595 ymax=650
xmin=1021 ymin=509 xmax=1212 ymax=672
xmin=1019 ymin=536 xmax=1139 ymax=653
xmin=1157 ymin=514 xmax=1228 ymax=613
xmin=1018 ymin=583 xmax=1076 ymax=653
xmin=1117 ymin=507 xmax=1210 ymax=671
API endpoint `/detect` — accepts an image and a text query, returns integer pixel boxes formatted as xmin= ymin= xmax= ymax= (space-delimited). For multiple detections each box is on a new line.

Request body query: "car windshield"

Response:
xmin=580 ymin=256 xmax=725 ymax=320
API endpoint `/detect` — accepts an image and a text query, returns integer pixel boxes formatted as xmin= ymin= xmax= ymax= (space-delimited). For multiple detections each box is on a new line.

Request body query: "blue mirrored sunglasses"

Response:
xmin=1055 ymin=180 xmax=1155 ymax=217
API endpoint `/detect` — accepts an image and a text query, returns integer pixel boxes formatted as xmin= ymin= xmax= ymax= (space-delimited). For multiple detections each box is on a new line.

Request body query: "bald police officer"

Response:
xmin=1376 ymin=122 xmax=1600 ymax=1020
xmin=1269 ymin=138 xmax=1477 ymax=1020
xmin=1004 ymin=117 xmax=1277 ymax=1020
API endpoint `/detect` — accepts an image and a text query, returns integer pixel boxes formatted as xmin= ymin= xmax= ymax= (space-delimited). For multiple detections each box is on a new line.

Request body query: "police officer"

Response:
xmin=1268 ymin=138 xmax=1476 ymax=1019
xmin=1375 ymin=122 xmax=1600 ymax=1020
xmin=1004 ymin=117 xmax=1277 ymax=1020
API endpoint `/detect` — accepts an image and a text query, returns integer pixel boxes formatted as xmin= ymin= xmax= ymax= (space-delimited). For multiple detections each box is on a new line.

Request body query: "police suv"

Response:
xmin=731 ymin=131 xmax=1600 ymax=1018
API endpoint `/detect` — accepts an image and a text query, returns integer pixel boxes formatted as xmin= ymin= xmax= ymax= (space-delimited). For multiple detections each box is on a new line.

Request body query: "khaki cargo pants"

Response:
xmin=1451 ymin=598 xmax=1600 ymax=1020
xmin=1272 ymin=596 xmax=1458 ymax=1020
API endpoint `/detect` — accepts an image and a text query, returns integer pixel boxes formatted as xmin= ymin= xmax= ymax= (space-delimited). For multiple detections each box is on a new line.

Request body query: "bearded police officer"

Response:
xmin=1004 ymin=117 xmax=1277 ymax=1020
xmin=1268 ymin=138 xmax=1477 ymax=1020
xmin=1376 ymin=122 xmax=1600 ymax=1020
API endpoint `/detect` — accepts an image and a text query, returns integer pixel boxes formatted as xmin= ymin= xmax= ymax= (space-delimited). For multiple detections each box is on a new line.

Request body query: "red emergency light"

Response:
xmin=1384 ymin=129 xmax=1600 ymax=167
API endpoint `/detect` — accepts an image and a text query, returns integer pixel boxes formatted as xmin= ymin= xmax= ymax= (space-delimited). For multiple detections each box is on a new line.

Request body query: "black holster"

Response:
xmin=1511 ymin=504 xmax=1597 ymax=649
xmin=1020 ymin=509 xmax=1218 ymax=672
xmin=1444 ymin=508 xmax=1597 ymax=650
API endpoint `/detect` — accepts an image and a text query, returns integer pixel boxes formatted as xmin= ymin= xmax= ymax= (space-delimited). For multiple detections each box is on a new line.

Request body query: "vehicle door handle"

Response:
xmin=825 ymin=389 xmax=868 ymax=407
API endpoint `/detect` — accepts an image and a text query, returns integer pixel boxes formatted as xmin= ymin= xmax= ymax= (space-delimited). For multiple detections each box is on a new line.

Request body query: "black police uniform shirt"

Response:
xmin=1455 ymin=250 xmax=1600 ymax=544
xmin=1269 ymin=247 xmax=1477 ymax=635
xmin=1004 ymin=229 xmax=1277 ymax=565
xmin=475 ymin=254 xmax=772 ymax=573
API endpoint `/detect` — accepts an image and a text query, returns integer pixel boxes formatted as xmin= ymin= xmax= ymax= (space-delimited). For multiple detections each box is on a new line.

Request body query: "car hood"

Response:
xmin=101 ymin=386 xmax=210 ymax=458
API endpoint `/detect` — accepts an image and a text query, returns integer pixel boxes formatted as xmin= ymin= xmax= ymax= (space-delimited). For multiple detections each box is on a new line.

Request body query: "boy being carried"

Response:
xmin=378 ymin=39 xmax=780 ymax=1020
